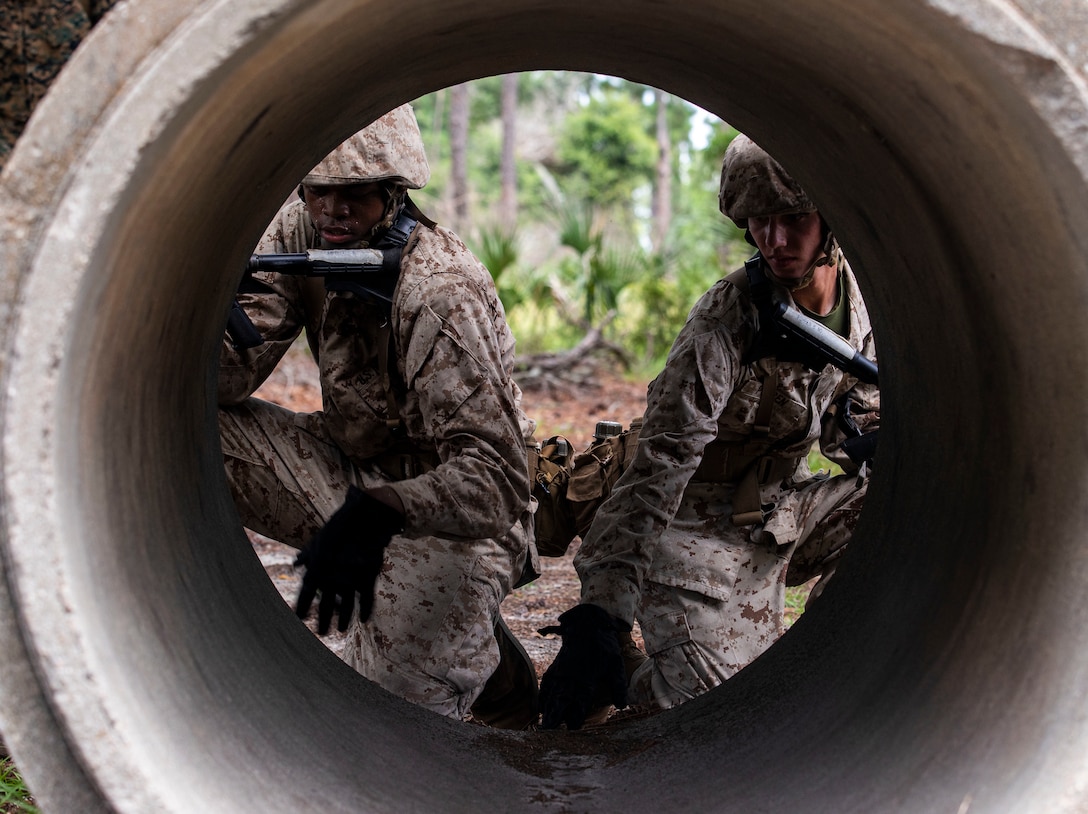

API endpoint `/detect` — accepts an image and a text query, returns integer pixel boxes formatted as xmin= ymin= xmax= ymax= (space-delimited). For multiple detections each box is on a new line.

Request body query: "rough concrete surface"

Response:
xmin=1 ymin=0 xmax=1088 ymax=811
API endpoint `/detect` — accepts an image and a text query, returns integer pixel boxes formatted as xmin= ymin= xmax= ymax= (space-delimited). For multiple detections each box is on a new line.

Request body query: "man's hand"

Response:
xmin=537 ymin=603 xmax=630 ymax=730
xmin=295 ymin=485 xmax=405 ymax=634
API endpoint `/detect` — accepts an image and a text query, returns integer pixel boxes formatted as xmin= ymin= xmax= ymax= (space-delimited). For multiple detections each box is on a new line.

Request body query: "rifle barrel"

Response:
xmin=774 ymin=302 xmax=879 ymax=386
xmin=248 ymin=248 xmax=386 ymax=276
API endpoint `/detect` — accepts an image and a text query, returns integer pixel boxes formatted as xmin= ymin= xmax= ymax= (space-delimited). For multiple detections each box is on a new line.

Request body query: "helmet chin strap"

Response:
xmin=357 ymin=185 xmax=406 ymax=248
xmin=764 ymin=230 xmax=838 ymax=292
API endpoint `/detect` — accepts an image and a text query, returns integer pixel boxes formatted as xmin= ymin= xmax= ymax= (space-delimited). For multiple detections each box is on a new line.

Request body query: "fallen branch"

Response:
xmin=515 ymin=311 xmax=631 ymax=394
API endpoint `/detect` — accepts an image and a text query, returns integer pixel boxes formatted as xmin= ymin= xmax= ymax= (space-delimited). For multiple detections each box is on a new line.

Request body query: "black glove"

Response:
xmin=537 ymin=603 xmax=630 ymax=730
xmin=294 ymin=485 xmax=404 ymax=634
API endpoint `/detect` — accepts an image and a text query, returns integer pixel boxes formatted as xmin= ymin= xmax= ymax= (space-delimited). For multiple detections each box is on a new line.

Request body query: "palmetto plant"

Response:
xmin=546 ymin=175 xmax=644 ymax=328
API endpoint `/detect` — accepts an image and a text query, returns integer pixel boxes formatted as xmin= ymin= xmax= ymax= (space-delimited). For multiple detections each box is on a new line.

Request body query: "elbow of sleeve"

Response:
xmin=217 ymin=380 xmax=251 ymax=407
xmin=480 ymin=493 xmax=527 ymax=539
xmin=479 ymin=473 xmax=531 ymax=539
xmin=217 ymin=362 xmax=262 ymax=406
xmin=218 ymin=393 xmax=246 ymax=408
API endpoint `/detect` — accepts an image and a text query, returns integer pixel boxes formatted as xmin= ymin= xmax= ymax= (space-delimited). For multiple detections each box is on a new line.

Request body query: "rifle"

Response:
xmin=743 ymin=254 xmax=879 ymax=463
xmin=768 ymin=298 xmax=879 ymax=386
xmin=226 ymin=210 xmax=419 ymax=350
xmin=226 ymin=249 xmax=396 ymax=350
xmin=246 ymin=248 xmax=389 ymax=277
xmin=744 ymin=254 xmax=878 ymax=386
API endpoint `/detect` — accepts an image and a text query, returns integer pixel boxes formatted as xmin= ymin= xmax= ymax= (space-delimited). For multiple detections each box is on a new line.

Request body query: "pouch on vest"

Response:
xmin=567 ymin=417 xmax=643 ymax=540
xmin=528 ymin=436 xmax=578 ymax=557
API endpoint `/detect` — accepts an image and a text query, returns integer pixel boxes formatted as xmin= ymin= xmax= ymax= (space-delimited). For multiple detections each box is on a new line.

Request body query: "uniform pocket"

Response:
xmin=425 ymin=555 xmax=503 ymax=689
xmin=404 ymin=305 xmax=486 ymax=425
xmin=641 ymin=610 xmax=693 ymax=655
xmin=636 ymin=604 xmax=734 ymax=701
xmin=650 ymin=540 xmax=743 ymax=603
xmin=648 ymin=483 xmax=745 ymax=601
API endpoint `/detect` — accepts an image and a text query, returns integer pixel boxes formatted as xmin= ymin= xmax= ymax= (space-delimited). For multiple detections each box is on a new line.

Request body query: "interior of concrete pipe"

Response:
xmin=2 ymin=0 xmax=1088 ymax=811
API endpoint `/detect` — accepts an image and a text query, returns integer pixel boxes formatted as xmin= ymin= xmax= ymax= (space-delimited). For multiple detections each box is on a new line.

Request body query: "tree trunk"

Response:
xmin=429 ymin=87 xmax=446 ymax=149
xmin=500 ymin=73 xmax=518 ymax=231
xmin=652 ymin=88 xmax=672 ymax=251
xmin=449 ymin=82 xmax=470 ymax=233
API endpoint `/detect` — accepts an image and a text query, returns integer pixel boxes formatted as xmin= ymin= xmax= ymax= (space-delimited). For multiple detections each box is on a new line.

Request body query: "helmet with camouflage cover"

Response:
xmin=718 ymin=134 xmax=814 ymax=228
xmin=303 ymin=104 xmax=430 ymax=189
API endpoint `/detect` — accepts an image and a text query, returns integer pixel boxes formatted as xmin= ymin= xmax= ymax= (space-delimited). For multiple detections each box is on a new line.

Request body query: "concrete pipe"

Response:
xmin=1 ymin=0 xmax=1087 ymax=811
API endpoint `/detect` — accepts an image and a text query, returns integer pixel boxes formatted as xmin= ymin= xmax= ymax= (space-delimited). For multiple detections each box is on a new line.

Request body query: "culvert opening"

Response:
xmin=228 ymin=77 xmax=874 ymax=728
xmin=2 ymin=2 xmax=1088 ymax=813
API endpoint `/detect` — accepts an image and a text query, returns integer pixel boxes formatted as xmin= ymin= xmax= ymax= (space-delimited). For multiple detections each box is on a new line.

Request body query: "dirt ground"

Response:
xmin=248 ymin=343 xmax=650 ymax=677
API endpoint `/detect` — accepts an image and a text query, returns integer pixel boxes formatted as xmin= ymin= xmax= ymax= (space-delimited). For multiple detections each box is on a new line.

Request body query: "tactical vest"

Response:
xmin=691 ymin=257 xmax=832 ymax=524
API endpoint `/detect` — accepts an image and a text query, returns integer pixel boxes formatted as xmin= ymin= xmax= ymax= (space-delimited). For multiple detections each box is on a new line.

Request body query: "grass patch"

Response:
xmin=783 ymin=581 xmax=815 ymax=629
xmin=0 ymin=758 xmax=37 ymax=814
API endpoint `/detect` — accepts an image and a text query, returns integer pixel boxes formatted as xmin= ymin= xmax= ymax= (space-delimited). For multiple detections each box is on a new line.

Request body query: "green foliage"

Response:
xmin=468 ymin=225 xmax=536 ymax=313
xmin=615 ymin=251 xmax=724 ymax=376
xmin=554 ymin=196 xmax=599 ymax=258
xmin=535 ymin=171 xmax=648 ymax=329
xmin=506 ymin=298 xmax=583 ymax=355
xmin=0 ymin=758 xmax=37 ymax=813
xmin=473 ymin=225 xmax=519 ymax=280
xmin=784 ymin=583 xmax=814 ymax=628
xmin=555 ymin=90 xmax=658 ymax=211
xmin=807 ymin=446 xmax=845 ymax=477
xmin=410 ymin=72 xmax=755 ymax=364
xmin=589 ymin=247 xmax=643 ymax=313
xmin=698 ymin=120 xmax=742 ymax=180
xmin=464 ymin=75 xmax=504 ymax=123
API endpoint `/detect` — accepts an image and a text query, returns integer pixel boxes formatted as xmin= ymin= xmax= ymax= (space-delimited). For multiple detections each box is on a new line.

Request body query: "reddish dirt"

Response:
xmin=248 ymin=344 xmax=649 ymax=676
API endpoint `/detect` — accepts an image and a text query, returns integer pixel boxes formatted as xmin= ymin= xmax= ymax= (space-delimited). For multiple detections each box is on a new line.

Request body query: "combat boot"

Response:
xmin=580 ymin=629 xmax=648 ymax=728
xmin=470 ymin=614 xmax=539 ymax=729
xmin=619 ymin=629 xmax=648 ymax=679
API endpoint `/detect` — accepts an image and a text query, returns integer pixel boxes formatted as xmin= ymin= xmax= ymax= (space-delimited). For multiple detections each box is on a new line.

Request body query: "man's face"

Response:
xmin=746 ymin=211 xmax=825 ymax=283
xmin=302 ymin=182 xmax=387 ymax=248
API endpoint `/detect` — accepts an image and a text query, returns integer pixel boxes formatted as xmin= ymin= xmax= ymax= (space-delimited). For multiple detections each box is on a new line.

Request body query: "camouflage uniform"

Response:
xmin=219 ymin=109 xmax=535 ymax=720
xmin=574 ymin=250 xmax=879 ymax=709
xmin=0 ymin=0 xmax=119 ymax=172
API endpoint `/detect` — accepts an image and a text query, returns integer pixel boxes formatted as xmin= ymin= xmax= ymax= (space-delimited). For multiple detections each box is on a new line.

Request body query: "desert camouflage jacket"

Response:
xmin=219 ymin=197 xmax=533 ymax=542
xmin=576 ymin=255 xmax=880 ymax=623
xmin=0 ymin=0 xmax=119 ymax=171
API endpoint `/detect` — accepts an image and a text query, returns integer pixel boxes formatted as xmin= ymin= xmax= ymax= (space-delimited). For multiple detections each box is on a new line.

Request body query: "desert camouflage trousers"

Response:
xmin=628 ymin=471 xmax=868 ymax=709
xmin=219 ymin=397 xmax=520 ymax=720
